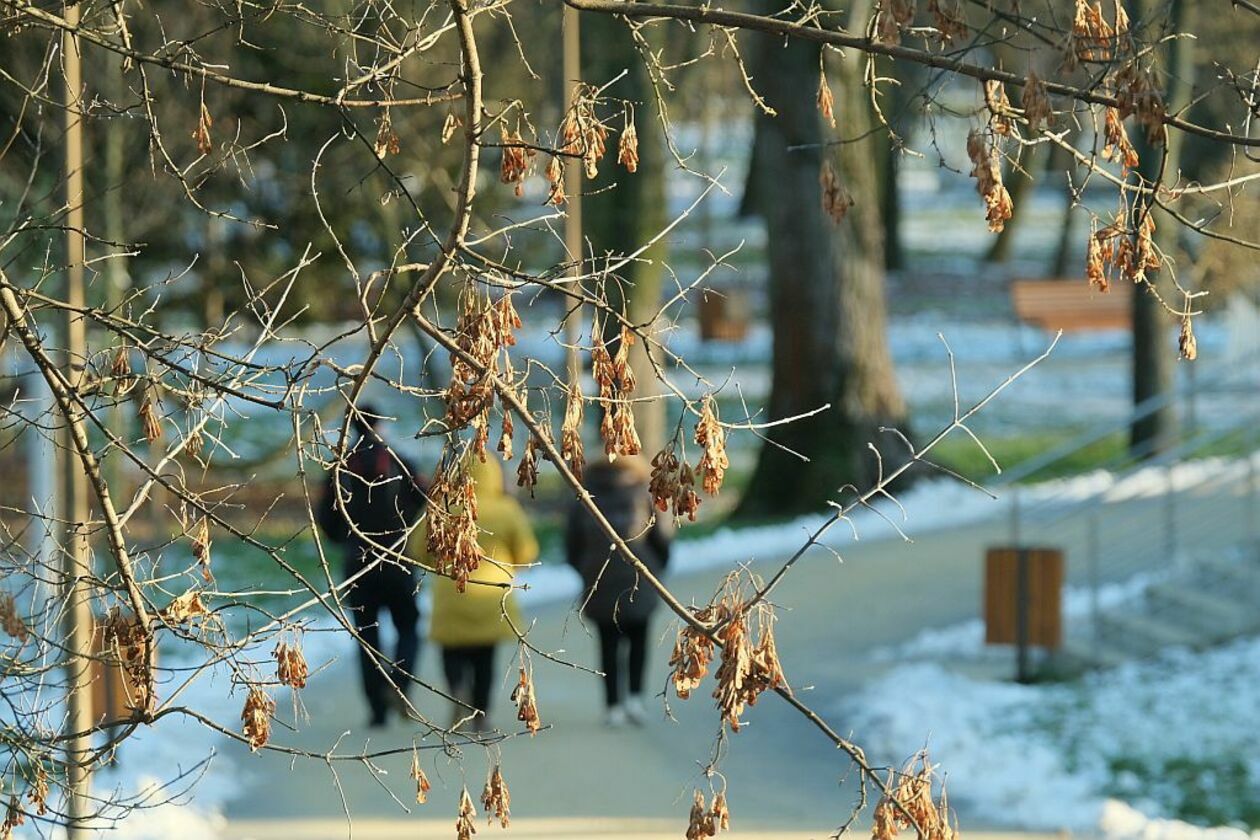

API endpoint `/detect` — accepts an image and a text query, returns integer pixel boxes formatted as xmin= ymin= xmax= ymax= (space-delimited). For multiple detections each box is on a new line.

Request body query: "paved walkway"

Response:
xmin=222 ymin=475 xmax=1254 ymax=839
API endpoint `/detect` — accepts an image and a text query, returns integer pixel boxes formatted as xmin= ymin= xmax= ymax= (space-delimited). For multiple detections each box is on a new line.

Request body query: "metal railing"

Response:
xmin=997 ymin=354 xmax=1260 ymax=654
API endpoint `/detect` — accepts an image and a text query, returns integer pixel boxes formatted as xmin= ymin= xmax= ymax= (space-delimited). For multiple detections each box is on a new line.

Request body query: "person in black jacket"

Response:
xmin=317 ymin=404 xmax=427 ymax=727
xmin=565 ymin=456 xmax=671 ymax=727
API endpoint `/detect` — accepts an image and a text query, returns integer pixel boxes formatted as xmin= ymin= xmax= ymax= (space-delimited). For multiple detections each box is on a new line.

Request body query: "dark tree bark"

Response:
xmin=735 ymin=12 xmax=909 ymax=519
xmin=1129 ymin=0 xmax=1194 ymax=457
xmin=580 ymin=14 xmax=668 ymax=453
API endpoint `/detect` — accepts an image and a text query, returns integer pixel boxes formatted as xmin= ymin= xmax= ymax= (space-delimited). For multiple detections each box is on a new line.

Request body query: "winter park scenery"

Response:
xmin=2 ymin=1 xmax=1260 ymax=838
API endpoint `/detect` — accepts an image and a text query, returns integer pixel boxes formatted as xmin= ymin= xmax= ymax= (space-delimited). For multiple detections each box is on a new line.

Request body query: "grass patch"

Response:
xmin=1107 ymin=755 xmax=1260 ymax=829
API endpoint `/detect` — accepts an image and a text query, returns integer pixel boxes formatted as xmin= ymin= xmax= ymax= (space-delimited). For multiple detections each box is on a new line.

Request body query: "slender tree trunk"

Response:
xmin=580 ymin=14 xmax=667 ymax=454
xmin=736 ymin=7 xmax=909 ymax=519
xmin=1049 ymin=141 xmax=1077 ymax=278
xmin=1129 ymin=0 xmax=1193 ymax=456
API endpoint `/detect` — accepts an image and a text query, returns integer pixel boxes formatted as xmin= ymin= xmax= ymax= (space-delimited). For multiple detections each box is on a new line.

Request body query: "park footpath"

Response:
xmin=220 ymin=479 xmax=1247 ymax=840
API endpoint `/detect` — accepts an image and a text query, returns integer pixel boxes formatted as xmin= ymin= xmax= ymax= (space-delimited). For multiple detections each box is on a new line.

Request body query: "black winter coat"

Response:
xmin=317 ymin=439 xmax=426 ymax=581
xmin=565 ymin=459 xmax=671 ymax=625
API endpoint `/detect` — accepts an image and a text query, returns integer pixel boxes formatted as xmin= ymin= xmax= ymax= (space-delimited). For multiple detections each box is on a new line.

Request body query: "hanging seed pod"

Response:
xmin=410 ymin=749 xmax=431 ymax=804
xmin=817 ymin=70 xmax=836 ymax=128
xmin=274 ymin=640 xmax=310 ymax=690
xmin=481 ymin=765 xmax=511 ymax=828
xmin=193 ymin=102 xmax=213 ymax=155
xmin=511 ymin=664 xmax=542 ymax=734
xmin=617 ymin=117 xmax=639 ymax=173
xmin=560 ymin=383 xmax=585 ymax=481
xmin=374 ymin=109 xmax=400 ymax=159
xmin=241 ymin=687 xmax=275 ymax=751
xmin=1179 ymin=316 xmax=1197 ymax=361
xmin=456 ymin=787 xmax=477 ymax=840
xmin=139 ymin=391 xmax=163 ymax=443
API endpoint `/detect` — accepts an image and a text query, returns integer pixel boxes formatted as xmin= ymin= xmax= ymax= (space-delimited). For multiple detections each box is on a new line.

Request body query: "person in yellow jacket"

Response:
xmin=414 ymin=457 xmax=538 ymax=730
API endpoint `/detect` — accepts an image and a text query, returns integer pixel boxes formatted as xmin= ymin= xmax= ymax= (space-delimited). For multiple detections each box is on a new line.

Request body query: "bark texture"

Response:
xmin=736 ymin=15 xmax=909 ymax=519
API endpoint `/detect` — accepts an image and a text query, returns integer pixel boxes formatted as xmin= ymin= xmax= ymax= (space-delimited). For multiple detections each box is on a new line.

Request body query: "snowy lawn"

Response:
xmin=845 ymin=638 xmax=1260 ymax=838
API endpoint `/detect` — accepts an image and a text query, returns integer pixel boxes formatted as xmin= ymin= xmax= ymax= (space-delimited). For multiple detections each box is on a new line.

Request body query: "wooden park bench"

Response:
xmin=1010 ymin=278 xmax=1133 ymax=332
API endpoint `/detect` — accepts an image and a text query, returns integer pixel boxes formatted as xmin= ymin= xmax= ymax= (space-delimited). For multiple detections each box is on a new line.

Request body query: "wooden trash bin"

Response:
xmin=983 ymin=547 xmax=1063 ymax=681
xmin=698 ymin=290 xmax=751 ymax=342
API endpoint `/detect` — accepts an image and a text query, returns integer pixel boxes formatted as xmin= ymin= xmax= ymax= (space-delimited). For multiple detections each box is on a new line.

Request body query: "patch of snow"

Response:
xmin=843 ymin=636 xmax=1260 ymax=836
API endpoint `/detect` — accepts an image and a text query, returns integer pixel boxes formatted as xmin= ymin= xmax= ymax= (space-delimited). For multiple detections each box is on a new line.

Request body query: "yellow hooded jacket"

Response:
xmin=415 ymin=458 xmax=538 ymax=648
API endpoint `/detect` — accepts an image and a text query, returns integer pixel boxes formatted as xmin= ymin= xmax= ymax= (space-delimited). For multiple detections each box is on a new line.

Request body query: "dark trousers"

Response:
xmin=441 ymin=645 xmax=496 ymax=714
xmin=596 ymin=620 xmax=648 ymax=708
xmin=349 ymin=574 xmax=420 ymax=724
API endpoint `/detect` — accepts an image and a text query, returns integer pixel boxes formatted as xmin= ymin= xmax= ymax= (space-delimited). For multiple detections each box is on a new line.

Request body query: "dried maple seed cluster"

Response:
xmin=1021 ymin=71 xmax=1053 ymax=134
xmin=695 ymin=398 xmax=730 ymax=496
xmin=617 ymin=117 xmax=640 ymax=173
xmin=274 ymin=641 xmax=309 ymax=690
xmin=410 ymin=749 xmax=432 ymax=804
xmin=193 ymin=102 xmax=213 ymax=156
xmin=0 ymin=593 xmax=28 ymax=642
xmin=871 ymin=755 xmax=957 ymax=840
xmin=241 ymin=687 xmax=275 ymax=751
xmin=560 ymin=383 xmax=586 ymax=481
xmin=668 ymin=604 xmax=718 ymax=698
xmin=1179 ymin=316 xmax=1197 ymax=361
xmin=192 ymin=516 xmax=213 ymax=582
xmin=686 ymin=790 xmax=732 ymax=839
xmin=966 ymin=130 xmax=1013 ymax=233
xmin=1068 ymin=0 xmax=1128 ymax=65
xmin=500 ymin=126 xmax=535 ymax=196
xmin=544 ymin=154 xmax=566 ymax=205
xmin=446 ymin=284 xmax=522 ymax=458
xmin=426 ymin=464 xmax=482 ymax=592
xmin=374 ymin=109 xmax=400 ymax=159
xmin=512 ymin=663 xmax=542 ymax=734
xmin=102 ymin=607 xmax=155 ymax=714
xmin=712 ymin=603 xmax=784 ymax=731
xmin=27 ymin=764 xmax=48 ymax=817
xmin=2 ymin=795 xmax=24 ymax=839
xmin=162 ymin=589 xmax=208 ymax=624
xmin=441 ymin=112 xmax=462 ymax=144
xmin=984 ymin=81 xmax=1014 ymax=136
xmin=139 ymin=391 xmax=163 ymax=443
xmin=1114 ymin=62 xmax=1166 ymax=146
xmin=481 ymin=765 xmax=511 ymax=828
xmin=821 ymin=160 xmax=854 ymax=222
xmin=456 ymin=787 xmax=477 ymax=840
xmin=559 ymin=88 xmax=609 ymax=179
xmin=594 ymin=325 xmax=642 ymax=458
xmin=649 ymin=446 xmax=700 ymax=521
xmin=669 ymin=576 xmax=785 ymax=732
xmin=516 ymin=432 xmax=541 ymax=496
xmin=817 ymin=70 xmax=835 ymax=128
xmin=1101 ymin=107 xmax=1139 ymax=173
xmin=646 ymin=397 xmax=729 ymax=523
xmin=1087 ymin=211 xmax=1161 ymax=293
xmin=927 ymin=0 xmax=967 ymax=44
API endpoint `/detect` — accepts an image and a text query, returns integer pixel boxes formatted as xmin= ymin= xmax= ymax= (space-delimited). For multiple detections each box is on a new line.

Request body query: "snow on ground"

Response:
xmin=845 ymin=630 xmax=1260 ymax=839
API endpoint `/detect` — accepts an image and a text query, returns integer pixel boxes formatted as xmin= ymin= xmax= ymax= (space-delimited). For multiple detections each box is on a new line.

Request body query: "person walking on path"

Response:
xmin=566 ymin=456 xmax=672 ymax=727
xmin=317 ymin=405 xmax=427 ymax=728
xmin=416 ymin=457 xmax=538 ymax=731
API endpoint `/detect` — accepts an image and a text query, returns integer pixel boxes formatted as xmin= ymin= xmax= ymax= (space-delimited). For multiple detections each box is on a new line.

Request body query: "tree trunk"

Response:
xmin=736 ymin=13 xmax=909 ymax=520
xmin=1049 ymin=141 xmax=1077 ymax=278
xmin=580 ymin=14 xmax=668 ymax=454
xmin=1129 ymin=0 xmax=1193 ymax=457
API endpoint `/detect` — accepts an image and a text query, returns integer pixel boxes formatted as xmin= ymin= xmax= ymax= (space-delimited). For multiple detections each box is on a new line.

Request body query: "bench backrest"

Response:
xmin=1010 ymin=279 xmax=1133 ymax=331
